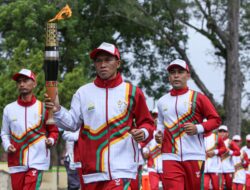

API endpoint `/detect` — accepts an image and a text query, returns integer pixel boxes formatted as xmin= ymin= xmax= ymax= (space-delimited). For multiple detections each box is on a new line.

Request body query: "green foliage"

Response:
xmin=58 ymin=65 xmax=90 ymax=109
xmin=241 ymin=118 xmax=250 ymax=146
xmin=0 ymin=0 xmax=249 ymax=159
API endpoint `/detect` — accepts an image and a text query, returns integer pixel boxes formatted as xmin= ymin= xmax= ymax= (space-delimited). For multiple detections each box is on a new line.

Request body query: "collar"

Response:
xmin=17 ymin=95 xmax=37 ymax=107
xmin=94 ymin=72 xmax=123 ymax=88
xmin=223 ymin=137 xmax=229 ymax=141
xmin=170 ymin=87 xmax=189 ymax=96
xmin=204 ymin=131 xmax=212 ymax=137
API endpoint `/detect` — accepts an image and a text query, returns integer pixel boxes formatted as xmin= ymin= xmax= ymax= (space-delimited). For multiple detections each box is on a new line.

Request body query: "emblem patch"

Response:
xmin=87 ymin=102 xmax=95 ymax=111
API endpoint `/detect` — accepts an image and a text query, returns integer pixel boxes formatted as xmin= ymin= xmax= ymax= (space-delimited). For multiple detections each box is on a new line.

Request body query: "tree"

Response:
xmin=87 ymin=0 xmax=248 ymax=135
xmin=0 ymin=1 xmax=249 ymax=154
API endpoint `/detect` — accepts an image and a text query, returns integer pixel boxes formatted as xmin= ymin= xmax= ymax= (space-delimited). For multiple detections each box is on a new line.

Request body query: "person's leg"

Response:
xmin=77 ymin=168 xmax=85 ymax=190
xmin=149 ymin=172 xmax=160 ymax=190
xmin=83 ymin=179 xmax=131 ymax=190
xmin=232 ymin=183 xmax=245 ymax=190
xmin=232 ymin=183 xmax=237 ymax=190
xmin=23 ymin=168 xmax=43 ymax=190
xmin=204 ymin=173 xmax=210 ymax=190
xmin=246 ymin=173 xmax=250 ymax=190
xmin=130 ymin=173 xmax=139 ymax=190
xmin=130 ymin=165 xmax=143 ymax=190
xmin=182 ymin=160 xmax=204 ymax=190
xmin=65 ymin=159 xmax=80 ymax=190
xmin=10 ymin=172 xmax=25 ymax=190
xmin=210 ymin=173 xmax=220 ymax=190
xmin=161 ymin=160 xmax=185 ymax=190
xmin=224 ymin=173 xmax=233 ymax=190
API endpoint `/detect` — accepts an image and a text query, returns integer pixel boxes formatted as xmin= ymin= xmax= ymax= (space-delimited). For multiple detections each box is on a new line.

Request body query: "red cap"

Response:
xmin=90 ymin=42 xmax=120 ymax=60
xmin=12 ymin=69 xmax=36 ymax=81
xmin=167 ymin=59 xmax=190 ymax=72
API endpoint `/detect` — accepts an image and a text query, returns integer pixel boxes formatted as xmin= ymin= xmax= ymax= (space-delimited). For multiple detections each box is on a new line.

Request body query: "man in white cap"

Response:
xmin=218 ymin=125 xmax=240 ymax=190
xmin=45 ymin=42 xmax=155 ymax=190
xmin=232 ymin=135 xmax=242 ymax=148
xmin=1 ymin=69 xmax=59 ymax=190
xmin=155 ymin=59 xmax=221 ymax=190
xmin=241 ymin=134 xmax=250 ymax=190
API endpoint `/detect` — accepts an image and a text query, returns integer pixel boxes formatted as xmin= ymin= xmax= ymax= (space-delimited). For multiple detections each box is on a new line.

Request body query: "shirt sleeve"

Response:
xmin=54 ymin=91 xmax=83 ymax=131
xmin=197 ymin=93 xmax=221 ymax=133
xmin=1 ymin=108 xmax=11 ymax=152
xmin=62 ymin=130 xmax=80 ymax=142
xmin=217 ymin=137 xmax=227 ymax=156
xmin=133 ymin=87 xmax=155 ymax=143
xmin=229 ymin=141 xmax=241 ymax=156
xmin=156 ymin=102 xmax=165 ymax=134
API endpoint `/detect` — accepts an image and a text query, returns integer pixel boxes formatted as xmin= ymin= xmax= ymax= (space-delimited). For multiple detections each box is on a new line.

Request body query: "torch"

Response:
xmin=44 ymin=4 xmax=72 ymax=125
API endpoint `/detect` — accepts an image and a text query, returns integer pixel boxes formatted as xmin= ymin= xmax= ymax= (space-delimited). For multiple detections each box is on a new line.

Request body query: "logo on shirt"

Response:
xmin=115 ymin=179 xmax=121 ymax=186
xmin=32 ymin=170 xmax=37 ymax=176
xmin=87 ymin=102 xmax=95 ymax=111
xmin=162 ymin=105 xmax=168 ymax=112
xmin=11 ymin=117 xmax=17 ymax=122
xmin=195 ymin=171 xmax=200 ymax=178
xmin=117 ymin=100 xmax=128 ymax=112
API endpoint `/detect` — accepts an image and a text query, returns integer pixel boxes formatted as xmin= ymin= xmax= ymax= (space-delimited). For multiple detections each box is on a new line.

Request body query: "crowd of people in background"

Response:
xmin=141 ymin=110 xmax=250 ymax=190
xmin=1 ymin=42 xmax=250 ymax=190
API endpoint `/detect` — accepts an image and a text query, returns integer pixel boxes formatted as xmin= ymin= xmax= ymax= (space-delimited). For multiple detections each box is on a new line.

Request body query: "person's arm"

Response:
xmin=241 ymin=151 xmax=249 ymax=168
xmin=229 ymin=140 xmax=241 ymax=156
xmin=132 ymin=87 xmax=155 ymax=143
xmin=195 ymin=93 xmax=221 ymax=134
xmin=62 ymin=130 xmax=80 ymax=142
xmin=52 ymin=91 xmax=83 ymax=131
xmin=1 ymin=108 xmax=13 ymax=152
xmin=154 ymin=102 xmax=165 ymax=144
xmin=45 ymin=110 xmax=59 ymax=147
xmin=216 ymin=136 xmax=227 ymax=156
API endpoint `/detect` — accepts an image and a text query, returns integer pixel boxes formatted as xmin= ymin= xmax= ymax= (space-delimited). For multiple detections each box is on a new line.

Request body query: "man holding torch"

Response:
xmin=45 ymin=42 xmax=155 ymax=190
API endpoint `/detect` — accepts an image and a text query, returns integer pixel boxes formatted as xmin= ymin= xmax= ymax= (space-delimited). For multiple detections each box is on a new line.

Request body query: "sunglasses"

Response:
xmin=218 ymin=130 xmax=227 ymax=132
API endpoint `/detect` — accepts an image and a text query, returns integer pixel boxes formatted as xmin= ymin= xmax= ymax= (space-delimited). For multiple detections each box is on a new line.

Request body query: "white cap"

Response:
xmin=246 ymin=134 xmax=250 ymax=141
xmin=90 ymin=42 xmax=120 ymax=60
xmin=12 ymin=68 xmax=36 ymax=81
xmin=218 ymin=125 xmax=228 ymax=131
xmin=167 ymin=59 xmax=190 ymax=72
xmin=232 ymin=135 xmax=241 ymax=141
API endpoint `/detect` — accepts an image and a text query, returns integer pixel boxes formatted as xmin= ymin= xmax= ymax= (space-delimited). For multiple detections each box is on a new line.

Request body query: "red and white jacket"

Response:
xmin=241 ymin=146 xmax=250 ymax=174
xmin=221 ymin=138 xmax=240 ymax=173
xmin=204 ymin=132 xmax=226 ymax=173
xmin=1 ymin=96 xmax=59 ymax=174
xmin=232 ymin=151 xmax=249 ymax=185
xmin=54 ymin=73 xmax=155 ymax=184
xmin=157 ymin=87 xmax=221 ymax=161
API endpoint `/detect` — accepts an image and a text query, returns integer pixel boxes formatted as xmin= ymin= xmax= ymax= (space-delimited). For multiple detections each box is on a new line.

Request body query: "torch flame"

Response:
xmin=49 ymin=4 xmax=72 ymax=23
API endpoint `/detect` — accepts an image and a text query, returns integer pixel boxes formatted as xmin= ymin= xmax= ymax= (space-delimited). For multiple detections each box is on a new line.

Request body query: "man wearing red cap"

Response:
xmin=1 ymin=68 xmax=59 ymax=190
xmin=155 ymin=59 xmax=221 ymax=190
xmin=45 ymin=42 xmax=155 ymax=190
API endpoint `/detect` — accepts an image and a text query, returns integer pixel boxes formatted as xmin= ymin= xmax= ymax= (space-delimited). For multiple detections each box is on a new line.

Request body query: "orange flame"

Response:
xmin=48 ymin=4 xmax=72 ymax=22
